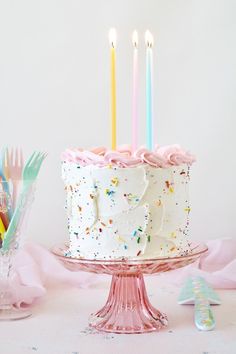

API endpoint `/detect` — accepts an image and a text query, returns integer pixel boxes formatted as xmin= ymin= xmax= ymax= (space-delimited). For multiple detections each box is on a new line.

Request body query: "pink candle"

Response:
xmin=145 ymin=30 xmax=154 ymax=151
xmin=132 ymin=31 xmax=138 ymax=153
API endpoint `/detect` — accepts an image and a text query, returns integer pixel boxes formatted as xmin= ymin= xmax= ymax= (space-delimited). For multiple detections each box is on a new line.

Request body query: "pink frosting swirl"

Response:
xmin=90 ymin=146 xmax=107 ymax=156
xmin=135 ymin=147 xmax=168 ymax=168
xmin=104 ymin=151 xmax=141 ymax=167
xmin=156 ymin=145 xmax=196 ymax=166
xmin=62 ymin=144 xmax=195 ymax=168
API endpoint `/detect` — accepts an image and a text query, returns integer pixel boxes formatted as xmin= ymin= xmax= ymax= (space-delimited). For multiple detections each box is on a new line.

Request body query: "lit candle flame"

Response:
xmin=109 ymin=28 xmax=117 ymax=48
xmin=145 ymin=30 xmax=153 ymax=48
xmin=132 ymin=30 xmax=138 ymax=48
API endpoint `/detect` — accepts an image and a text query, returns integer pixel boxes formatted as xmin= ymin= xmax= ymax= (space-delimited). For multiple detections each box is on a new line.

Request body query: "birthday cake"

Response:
xmin=61 ymin=145 xmax=195 ymax=259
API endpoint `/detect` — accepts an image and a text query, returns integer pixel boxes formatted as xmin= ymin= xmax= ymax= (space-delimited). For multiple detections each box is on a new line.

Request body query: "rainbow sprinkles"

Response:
xmin=62 ymin=145 xmax=194 ymax=259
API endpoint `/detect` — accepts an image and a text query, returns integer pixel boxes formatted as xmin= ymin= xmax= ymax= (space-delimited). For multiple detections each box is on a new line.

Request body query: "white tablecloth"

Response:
xmin=1 ymin=277 xmax=235 ymax=354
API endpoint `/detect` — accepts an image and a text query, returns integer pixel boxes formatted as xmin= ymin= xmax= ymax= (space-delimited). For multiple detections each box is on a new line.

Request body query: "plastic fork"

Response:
xmin=2 ymin=151 xmax=47 ymax=251
xmin=0 ymin=148 xmax=12 ymax=220
xmin=4 ymin=148 xmax=24 ymax=209
xmin=0 ymin=148 xmax=10 ymax=197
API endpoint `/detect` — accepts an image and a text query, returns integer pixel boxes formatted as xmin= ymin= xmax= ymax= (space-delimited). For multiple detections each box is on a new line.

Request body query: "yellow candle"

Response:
xmin=109 ymin=28 xmax=117 ymax=150
xmin=0 ymin=216 xmax=5 ymax=240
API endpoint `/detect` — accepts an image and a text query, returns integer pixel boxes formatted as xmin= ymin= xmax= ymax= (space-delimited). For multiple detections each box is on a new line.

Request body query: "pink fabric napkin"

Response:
xmin=9 ymin=243 xmax=97 ymax=308
xmin=159 ymin=238 xmax=236 ymax=289
xmin=4 ymin=238 xmax=236 ymax=308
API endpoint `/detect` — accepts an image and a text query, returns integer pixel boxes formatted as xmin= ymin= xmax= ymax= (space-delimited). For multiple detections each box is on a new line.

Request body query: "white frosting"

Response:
xmin=62 ymin=163 xmax=191 ymax=259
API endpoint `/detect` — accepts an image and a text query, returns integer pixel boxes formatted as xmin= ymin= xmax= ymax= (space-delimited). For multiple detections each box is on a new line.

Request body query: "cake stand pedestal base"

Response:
xmin=90 ymin=272 xmax=167 ymax=333
xmin=52 ymin=243 xmax=207 ymax=334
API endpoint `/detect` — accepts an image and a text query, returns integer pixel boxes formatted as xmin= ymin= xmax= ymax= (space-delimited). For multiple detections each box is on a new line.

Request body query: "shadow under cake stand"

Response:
xmin=52 ymin=243 xmax=207 ymax=334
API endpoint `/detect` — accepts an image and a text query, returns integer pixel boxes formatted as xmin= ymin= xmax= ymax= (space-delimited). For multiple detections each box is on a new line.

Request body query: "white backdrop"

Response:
xmin=0 ymin=0 xmax=235 ymax=248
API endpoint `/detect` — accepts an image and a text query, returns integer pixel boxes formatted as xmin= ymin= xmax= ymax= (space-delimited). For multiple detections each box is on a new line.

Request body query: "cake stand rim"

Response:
xmin=51 ymin=242 xmax=208 ymax=266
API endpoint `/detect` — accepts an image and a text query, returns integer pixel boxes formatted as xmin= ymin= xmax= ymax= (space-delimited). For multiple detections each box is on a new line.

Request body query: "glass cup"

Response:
xmin=0 ymin=180 xmax=36 ymax=320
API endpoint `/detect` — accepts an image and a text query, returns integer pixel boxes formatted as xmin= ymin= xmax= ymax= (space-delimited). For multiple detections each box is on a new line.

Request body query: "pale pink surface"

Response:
xmin=7 ymin=238 xmax=236 ymax=308
xmin=61 ymin=144 xmax=196 ymax=168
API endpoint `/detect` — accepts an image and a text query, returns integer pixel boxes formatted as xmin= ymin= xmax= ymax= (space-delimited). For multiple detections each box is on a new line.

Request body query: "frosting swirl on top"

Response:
xmin=61 ymin=144 xmax=195 ymax=168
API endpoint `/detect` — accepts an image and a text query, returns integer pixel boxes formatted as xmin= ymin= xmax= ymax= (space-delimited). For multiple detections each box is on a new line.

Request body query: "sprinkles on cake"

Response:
xmin=105 ymin=189 xmax=115 ymax=196
xmin=62 ymin=158 xmax=193 ymax=259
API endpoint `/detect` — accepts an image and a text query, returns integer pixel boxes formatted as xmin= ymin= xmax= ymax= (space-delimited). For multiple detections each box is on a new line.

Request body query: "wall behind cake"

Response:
xmin=0 ymin=0 xmax=235 ymax=247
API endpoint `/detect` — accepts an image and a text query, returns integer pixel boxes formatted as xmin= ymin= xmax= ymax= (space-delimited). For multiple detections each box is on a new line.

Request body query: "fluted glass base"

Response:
xmin=90 ymin=273 xmax=168 ymax=334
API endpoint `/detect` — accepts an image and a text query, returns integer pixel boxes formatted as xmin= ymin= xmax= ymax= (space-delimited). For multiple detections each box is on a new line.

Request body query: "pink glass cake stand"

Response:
xmin=52 ymin=243 xmax=207 ymax=334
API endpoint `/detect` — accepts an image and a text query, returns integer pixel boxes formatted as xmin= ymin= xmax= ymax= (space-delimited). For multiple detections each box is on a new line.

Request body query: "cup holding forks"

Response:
xmin=0 ymin=150 xmax=46 ymax=320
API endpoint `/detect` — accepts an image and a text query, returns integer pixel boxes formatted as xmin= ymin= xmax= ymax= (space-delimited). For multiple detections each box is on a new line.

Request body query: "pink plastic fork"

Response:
xmin=4 ymin=148 xmax=24 ymax=209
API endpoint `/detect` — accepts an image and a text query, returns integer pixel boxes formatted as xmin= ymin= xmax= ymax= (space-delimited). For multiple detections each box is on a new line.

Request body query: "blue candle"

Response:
xmin=145 ymin=30 xmax=154 ymax=150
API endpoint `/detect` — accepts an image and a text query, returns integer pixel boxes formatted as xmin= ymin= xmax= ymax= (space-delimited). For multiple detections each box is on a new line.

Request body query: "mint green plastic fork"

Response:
xmin=2 ymin=151 xmax=46 ymax=251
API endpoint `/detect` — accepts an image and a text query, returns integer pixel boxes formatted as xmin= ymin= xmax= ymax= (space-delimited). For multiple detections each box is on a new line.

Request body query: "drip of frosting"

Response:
xmin=61 ymin=144 xmax=195 ymax=168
